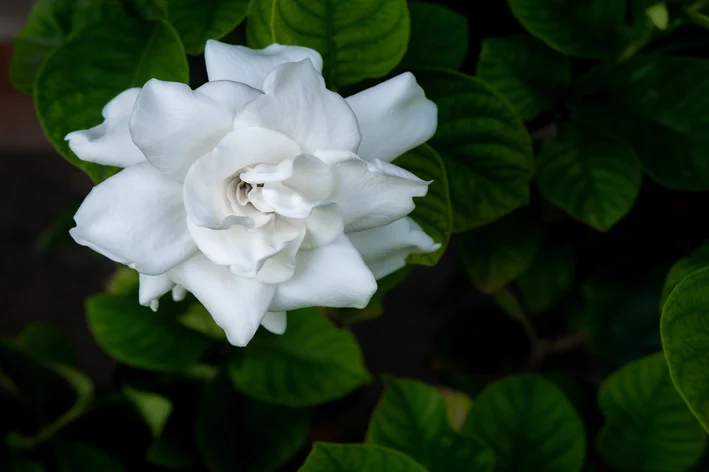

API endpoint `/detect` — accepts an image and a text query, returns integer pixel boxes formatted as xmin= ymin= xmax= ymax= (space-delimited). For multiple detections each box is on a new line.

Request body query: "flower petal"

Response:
xmin=129 ymin=79 xmax=260 ymax=180
xmin=234 ymin=60 xmax=361 ymax=154
xmin=346 ymin=72 xmax=437 ymax=162
xmin=169 ymin=253 xmax=276 ymax=346
xmin=260 ymin=311 xmax=287 ymax=335
xmin=70 ymin=162 xmax=196 ymax=275
xmin=270 ymin=234 xmax=377 ymax=311
xmin=347 ymin=217 xmax=440 ymax=279
xmin=65 ymin=88 xmax=145 ymax=167
xmin=300 ymin=204 xmax=344 ymax=250
xmin=139 ymin=273 xmax=175 ymax=311
xmin=205 ymin=40 xmax=323 ymax=89
xmin=283 ymin=153 xmax=334 ymax=202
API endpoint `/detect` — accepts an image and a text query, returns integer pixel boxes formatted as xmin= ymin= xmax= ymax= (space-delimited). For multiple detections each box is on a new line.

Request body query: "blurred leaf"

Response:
xmin=106 ymin=267 xmax=139 ymax=295
xmin=463 ymin=374 xmax=586 ymax=472
xmin=333 ymin=266 xmax=412 ymax=324
xmin=646 ymin=3 xmax=670 ymax=30
xmin=34 ymin=204 xmax=79 ymax=253
xmin=177 ymin=304 xmax=226 ymax=340
xmin=536 ymin=124 xmax=642 ymax=231
xmin=367 ymin=377 xmax=494 ymax=472
xmin=298 ymin=443 xmax=428 ymax=472
xmin=55 ymin=440 xmax=126 ymax=472
xmin=415 ymin=69 xmax=533 ymax=232
xmin=122 ymin=387 xmax=172 ymax=438
xmin=662 ymin=267 xmax=709 ymax=433
xmin=0 ymin=459 xmax=46 ymax=472
xmin=517 ymin=240 xmax=576 ymax=312
xmin=228 ymin=308 xmax=370 ymax=406
xmin=35 ymin=14 xmax=188 ymax=183
xmin=86 ymin=294 xmax=212 ymax=372
xmin=460 ymin=208 xmax=542 ymax=293
xmin=394 ymin=144 xmax=453 ymax=266
xmin=398 ymin=2 xmax=468 ymax=70
xmin=661 ymin=240 xmax=709 ymax=309
xmin=168 ymin=0 xmax=250 ymax=54
xmin=477 ymin=35 xmax=570 ymax=121
xmin=507 ymin=0 xmax=629 ymax=59
xmin=17 ymin=323 xmax=77 ymax=367
xmin=490 ymin=289 xmax=527 ymax=321
xmin=441 ymin=389 xmax=473 ymax=432
xmin=597 ymin=353 xmax=706 ymax=471
xmin=198 ymin=371 xmax=309 ymax=472
xmin=146 ymin=396 xmax=201 ymax=470
xmin=247 ymin=0 xmax=409 ymax=89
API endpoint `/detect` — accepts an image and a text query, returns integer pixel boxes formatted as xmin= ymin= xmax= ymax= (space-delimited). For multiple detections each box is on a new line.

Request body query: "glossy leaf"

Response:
xmin=298 ymin=443 xmax=428 ymax=472
xmin=517 ymin=240 xmax=577 ymax=312
xmin=168 ymin=0 xmax=251 ymax=54
xmin=86 ymin=294 xmax=212 ymax=372
xmin=415 ymin=69 xmax=533 ymax=232
xmin=35 ymin=15 xmax=188 ymax=183
xmin=463 ymin=374 xmax=586 ymax=472
xmin=477 ymin=35 xmax=570 ymax=120
xmin=228 ymin=308 xmax=370 ymax=406
xmin=367 ymin=377 xmax=494 ymax=472
xmin=17 ymin=323 xmax=77 ymax=367
xmin=247 ymin=0 xmax=409 ymax=88
xmin=661 ymin=240 xmax=709 ymax=309
xmin=597 ymin=353 xmax=707 ymax=471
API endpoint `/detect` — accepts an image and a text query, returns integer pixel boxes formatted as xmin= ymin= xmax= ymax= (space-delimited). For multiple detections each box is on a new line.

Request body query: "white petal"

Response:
xmin=270 ymin=234 xmax=377 ymax=311
xmin=346 ymin=72 xmax=437 ymax=162
xmin=255 ymin=222 xmax=306 ymax=285
xmin=65 ymin=88 xmax=145 ymax=167
xmin=234 ymin=60 xmax=361 ymax=154
xmin=182 ymin=127 xmax=300 ymax=229
xmin=283 ymin=153 xmax=334 ymax=202
xmin=70 ymin=163 xmax=196 ymax=275
xmin=169 ymin=253 xmax=276 ymax=346
xmin=260 ymin=311 xmax=287 ymax=335
xmin=300 ymin=203 xmax=344 ymax=250
xmin=172 ymin=285 xmax=187 ymax=302
xmin=240 ymin=160 xmax=294 ymax=184
xmin=129 ymin=79 xmax=260 ymax=180
xmin=327 ymin=153 xmax=429 ymax=232
xmin=138 ymin=273 xmax=175 ymax=308
xmin=347 ymin=217 xmax=440 ymax=279
xmin=205 ymin=40 xmax=323 ymax=89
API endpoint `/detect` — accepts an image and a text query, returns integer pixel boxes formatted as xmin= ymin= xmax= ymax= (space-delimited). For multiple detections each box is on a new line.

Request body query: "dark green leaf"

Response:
xmin=55 ymin=441 xmax=126 ymax=472
xmin=35 ymin=15 xmax=188 ymax=183
xmin=398 ymin=2 xmax=468 ymax=71
xmin=333 ymin=267 xmax=412 ymax=324
xmin=122 ymin=387 xmax=172 ymax=438
xmin=460 ymin=208 xmax=542 ymax=293
xmin=247 ymin=0 xmax=409 ymax=88
xmin=477 ymin=35 xmax=570 ymax=121
xmin=17 ymin=323 xmax=77 ymax=367
xmin=662 ymin=267 xmax=709 ymax=433
xmin=393 ymin=144 xmax=452 ymax=266
xmin=517 ymin=240 xmax=576 ymax=312
xmin=415 ymin=69 xmax=533 ymax=232
xmin=168 ymin=0 xmax=251 ymax=54
xmin=0 ymin=459 xmax=46 ymax=472
xmin=597 ymin=353 xmax=707 ymax=472
xmin=367 ymin=377 xmax=494 ymax=472
xmin=147 ymin=399 xmax=201 ymax=470
xmin=463 ymin=374 xmax=586 ymax=472
xmin=298 ymin=443 xmax=428 ymax=472
xmin=661 ymin=240 xmax=709 ymax=309
xmin=177 ymin=304 xmax=227 ymax=340
xmin=86 ymin=294 xmax=212 ymax=372
xmin=228 ymin=308 xmax=370 ymax=406
xmin=536 ymin=124 xmax=641 ymax=231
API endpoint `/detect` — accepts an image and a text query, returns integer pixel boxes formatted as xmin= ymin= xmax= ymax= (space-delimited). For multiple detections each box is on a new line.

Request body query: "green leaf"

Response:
xmin=86 ymin=294 xmax=212 ymax=372
xmin=393 ymin=144 xmax=452 ymax=266
xmin=517 ymin=240 xmax=577 ymax=312
xmin=55 ymin=441 xmax=126 ymax=472
xmin=477 ymin=35 xmax=570 ymax=121
xmin=662 ymin=266 xmax=709 ymax=433
xmin=228 ymin=308 xmax=370 ymax=406
xmin=246 ymin=0 xmax=409 ymax=88
xmin=168 ymin=0 xmax=251 ymax=54
xmin=17 ymin=323 xmax=77 ymax=367
xmin=35 ymin=15 xmax=188 ymax=183
xmin=398 ymin=2 xmax=468 ymax=71
xmin=463 ymin=374 xmax=586 ymax=472
xmin=597 ymin=353 xmax=707 ymax=472
xmin=0 ymin=459 xmax=46 ymax=472
xmin=661 ymin=240 xmax=709 ymax=309
xmin=415 ymin=69 xmax=533 ymax=232
xmin=536 ymin=124 xmax=641 ymax=231
xmin=198 ymin=371 xmax=309 ymax=472
xmin=460 ymin=208 xmax=542 ymax=293
xmin=298 ymin=443 xmax=428 ymax=472
xmin=122 ymin=387 xmax=172 ymax=438
xmin=507 ymin=0 xmax=629 ymax=59
xmin=177 ymin=304 xmax=227 ymax=340
xmin=367 ymin=377 xmax=494 ymax=472
xmin=333 ymin=267 xmax=412 ymax=324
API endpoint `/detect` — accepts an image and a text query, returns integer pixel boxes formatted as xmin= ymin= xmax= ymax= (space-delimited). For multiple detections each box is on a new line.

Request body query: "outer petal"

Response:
xmin=270 ymin=234 xmax=377 ymax=311
xmin=139 ymin=273 xmax=175 ymax=311
xmin=70 ymin=163 xmax=196 ymax=275
xmin=299 ymin=203 xmax=344 ymax=250
xmin=260 ymin=311 xmax=287 ymax=335
xmin=129 ymin=79 xmax=261 ymax=180
xmin=65 ymin=88 xmax=145 ymax=167
xmin=345 ymin=72 xmax=437 ymax=162
xmin=347 ymin=217 xmax=440 ymax=279
xmin=234 ymin=60 xmax=361 ymax=154
xmin=205 ymin=40 xmax=323 ymax=89
xmin=169 ymin=253 xmax=276 ymax=346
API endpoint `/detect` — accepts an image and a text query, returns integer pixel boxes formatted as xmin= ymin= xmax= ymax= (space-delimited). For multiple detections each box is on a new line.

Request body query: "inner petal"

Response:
xmin=240 ymin=159 xmax=294 ymax=184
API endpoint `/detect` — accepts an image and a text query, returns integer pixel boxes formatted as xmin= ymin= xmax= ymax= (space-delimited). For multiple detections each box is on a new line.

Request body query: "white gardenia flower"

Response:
xmin=67 ymin=41 xmax=439 ymax=346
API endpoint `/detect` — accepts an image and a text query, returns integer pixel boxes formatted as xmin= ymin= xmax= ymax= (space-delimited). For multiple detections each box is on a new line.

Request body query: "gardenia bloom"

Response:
xmin=67 ymin=41 xmax=439 ymax=346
